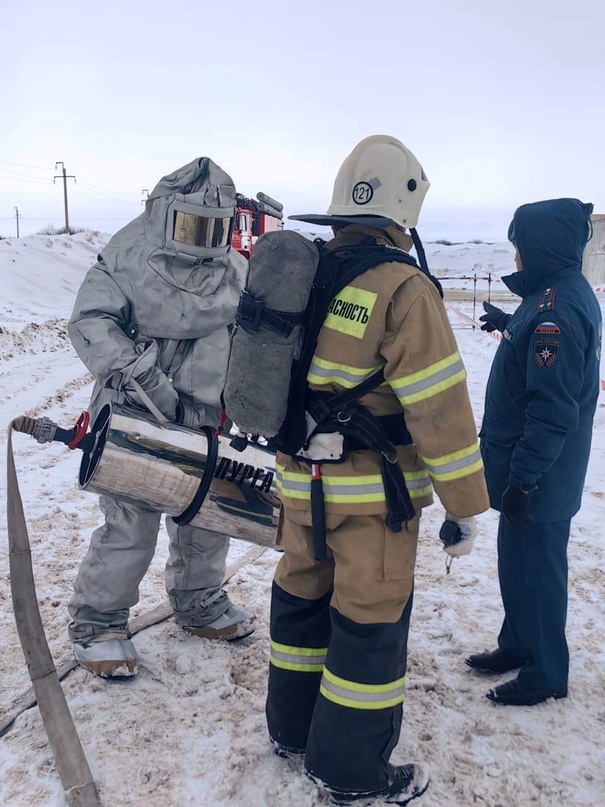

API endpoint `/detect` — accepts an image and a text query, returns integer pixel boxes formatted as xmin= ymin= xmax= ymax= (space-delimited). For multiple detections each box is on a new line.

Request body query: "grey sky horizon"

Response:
xmin=1 ymin=0 xmax=603 ymax=240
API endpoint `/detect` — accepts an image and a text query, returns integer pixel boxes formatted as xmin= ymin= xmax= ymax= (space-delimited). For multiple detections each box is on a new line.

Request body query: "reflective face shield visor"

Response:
xmin=173 ymin=210 xmax=234 ymax=249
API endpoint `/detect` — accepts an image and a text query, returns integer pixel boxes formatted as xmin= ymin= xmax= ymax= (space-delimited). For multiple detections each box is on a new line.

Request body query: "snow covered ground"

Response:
xmin=294 ymin=229 xmax=518 ymax=293
xmin=1 ymin=235 xmax=604 ymax=806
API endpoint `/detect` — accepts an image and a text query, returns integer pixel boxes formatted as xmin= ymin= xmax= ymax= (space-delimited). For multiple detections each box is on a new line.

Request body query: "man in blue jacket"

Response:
xmin=467 ymin=198 xmax=602 ymax=705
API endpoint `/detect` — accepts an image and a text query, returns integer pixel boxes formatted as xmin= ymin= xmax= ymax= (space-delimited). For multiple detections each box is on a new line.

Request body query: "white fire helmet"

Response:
xmin=290 ymin=135 xmax=430 ymax=230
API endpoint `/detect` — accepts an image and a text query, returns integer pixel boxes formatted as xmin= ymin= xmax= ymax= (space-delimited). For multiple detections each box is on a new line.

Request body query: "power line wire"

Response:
xmin=0 ymin=171 xmax=54 ymax=186
xmin=0 ymin=168 xmax=52 ymax=181
xmin=0 ymin=160 xmax=51 ymax=171
xmin=0 ymin=168 xmax=140 ymax=202
xmin=78 ymin=182 xmax=138 ymax=199
xmin=69 ymin=187 xmax=139 ymax=207
xmin=0 ymin=216 xmax=134 ymax=221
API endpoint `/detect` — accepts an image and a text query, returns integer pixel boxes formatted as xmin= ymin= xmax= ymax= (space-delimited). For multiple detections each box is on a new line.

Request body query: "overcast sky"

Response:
xmin=1 ymin=0 xmax=603 ymax=240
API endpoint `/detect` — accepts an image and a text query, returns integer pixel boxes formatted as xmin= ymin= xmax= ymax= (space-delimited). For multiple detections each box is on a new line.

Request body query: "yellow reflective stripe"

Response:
xmin=323 ymin=474 xmax=383 ymax=503
xmin=408 ymin=487 xmax=432 ymax=499
xmin=323 ymin=492 xmax=384 ymax=504
xmin=311 ymin=357 xmax=382 ymax=376
xmin=403 ymin=470 xmax=432 ymax=499
xmin=324 ymin=474 xmax=381 ymax=484
xmin=275 ymin=467 xmax=307 ymax=497
xmin=275 ymin=463 xmax=309 ymax=482
xmin=319 ymin=686 xmax=406 ymax=710
xmin=270 ymin=641 xmax=327 ymax=672
xmin=275 ymin=462 xmax=311 ymax=500
xmin=429 ymin=459 xmax=484 ymax=483
xmin=271 ymin=641 xmax=328 ymax=657
xmin=323 ymin=286 xmax=377 ymax=339
xmin=273 ymin=659 xmax=324 ymax=672
xmin=422 ymin=442 xmax=480 ymax=466
xmin=275 ymin=481 xmax=310 ymax=501
xmin=276 ymin=466 xmax=432 ymax=502
xmin=390 ymin=352 xmax=467 ymax=405
xmin=403 ymin=471 xmax=433 ymax=499
xmin=277 ymin=468 xmax=387 ymax=502
xmin=320 ymin=667 xmax=406 ymax=710
xmin=323 ymin=667 xmax=406 ymax=693
xmin=421 ymin=443 xmax=484 ymax=482
xmin=307 ymin=356 xmax=383 ymax=389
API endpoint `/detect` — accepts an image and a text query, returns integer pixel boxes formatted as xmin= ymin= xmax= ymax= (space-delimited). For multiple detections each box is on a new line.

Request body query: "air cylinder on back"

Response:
xmin=224 ymin=230 xmax=320 ymax=438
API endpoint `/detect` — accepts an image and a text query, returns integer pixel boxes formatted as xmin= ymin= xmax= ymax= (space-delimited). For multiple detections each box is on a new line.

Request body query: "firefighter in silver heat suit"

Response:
xmin=67 ymin=158 xmax=252 ymax=677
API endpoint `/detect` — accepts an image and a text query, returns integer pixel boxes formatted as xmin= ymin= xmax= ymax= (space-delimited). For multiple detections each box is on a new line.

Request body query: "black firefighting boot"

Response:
xmin=311 ymin=762 xmax=429 ymax=806
xmin=271 ymin=739 xmax=305 ymax=759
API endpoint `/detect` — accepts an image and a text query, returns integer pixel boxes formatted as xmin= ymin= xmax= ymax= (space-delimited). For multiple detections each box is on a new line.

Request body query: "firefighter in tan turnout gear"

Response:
xmin=266 ymin=136 xmax=490 ymax=805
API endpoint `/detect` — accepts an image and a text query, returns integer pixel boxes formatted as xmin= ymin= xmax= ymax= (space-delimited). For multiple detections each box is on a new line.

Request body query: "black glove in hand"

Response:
xmin=501 ymin=484 xmax=537 ymax=525
xmin=479 ymin=302 xmax=510 ymax=333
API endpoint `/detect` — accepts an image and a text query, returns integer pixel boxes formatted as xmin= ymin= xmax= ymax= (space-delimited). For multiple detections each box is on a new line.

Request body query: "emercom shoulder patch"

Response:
xmin=324 ymin=286 xmax=377 ymax=339
xmin=533 ymin=337 xmax=560 ymax=369
xmin=535 ymin=321 xmax=560 ymax=335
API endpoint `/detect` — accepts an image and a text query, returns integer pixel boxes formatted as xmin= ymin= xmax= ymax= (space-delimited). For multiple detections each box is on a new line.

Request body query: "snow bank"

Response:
xmin=0 ymin=232 xmax=110 ymax=327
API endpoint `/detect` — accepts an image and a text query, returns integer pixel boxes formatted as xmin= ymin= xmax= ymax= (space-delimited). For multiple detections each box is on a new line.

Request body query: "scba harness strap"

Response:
xmin=233 ymin=237 xmax=441 ymax=559
xmin=291 ymin=240 xmax=440 ymax=558
xmin=303 ymin=370 xmax=416 ymax=558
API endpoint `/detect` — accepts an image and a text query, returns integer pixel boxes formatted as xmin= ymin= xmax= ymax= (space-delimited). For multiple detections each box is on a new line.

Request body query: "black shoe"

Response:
xmin=486 ymin=678 xmax=568 ymax=706
xmin=465 ymin=649 xmax=525 ymax=675
xmin=312 ymin=763 xmax=429 ymax=806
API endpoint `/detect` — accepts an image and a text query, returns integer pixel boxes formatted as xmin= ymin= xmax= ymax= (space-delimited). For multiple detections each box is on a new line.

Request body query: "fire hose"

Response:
xmin=7 ymin=417 xmax=102 ymax=806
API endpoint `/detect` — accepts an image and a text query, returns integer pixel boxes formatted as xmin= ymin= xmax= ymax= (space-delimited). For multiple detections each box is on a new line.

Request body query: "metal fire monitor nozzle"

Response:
xmin=12 ymin=406 xmax=279 ymax=549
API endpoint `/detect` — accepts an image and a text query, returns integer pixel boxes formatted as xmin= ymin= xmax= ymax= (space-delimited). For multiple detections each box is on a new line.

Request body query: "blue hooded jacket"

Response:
xmin=480 ymin=198 xmax=602 ymax=522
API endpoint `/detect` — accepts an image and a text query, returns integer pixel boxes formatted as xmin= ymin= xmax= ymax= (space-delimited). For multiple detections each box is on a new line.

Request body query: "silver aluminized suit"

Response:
xmin=67 ymin=158 xmax=247 ymax=641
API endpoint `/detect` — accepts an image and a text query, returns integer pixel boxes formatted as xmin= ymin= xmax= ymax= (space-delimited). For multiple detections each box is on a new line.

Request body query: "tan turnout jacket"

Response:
xmin=276 ymin=224 xmax=489 ymax=520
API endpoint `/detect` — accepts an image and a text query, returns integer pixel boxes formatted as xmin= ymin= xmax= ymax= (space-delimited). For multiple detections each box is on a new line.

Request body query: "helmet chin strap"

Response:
xmin=410 ymin=228 xmax=444 ymax=299
xmin=409 ymin=227 xmax=428 ymax=273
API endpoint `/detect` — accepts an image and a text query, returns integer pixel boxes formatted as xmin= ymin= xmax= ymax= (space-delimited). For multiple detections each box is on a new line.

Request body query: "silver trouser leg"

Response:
xmin=165 ymin=518 xmax=230 ymax=624
xmin=68 ymin=495 xmax=161 ymax=641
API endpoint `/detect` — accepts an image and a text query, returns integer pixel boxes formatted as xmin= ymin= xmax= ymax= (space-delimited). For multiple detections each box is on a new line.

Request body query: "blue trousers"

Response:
xmin=497 ymin=515 xmax=570 ymax=692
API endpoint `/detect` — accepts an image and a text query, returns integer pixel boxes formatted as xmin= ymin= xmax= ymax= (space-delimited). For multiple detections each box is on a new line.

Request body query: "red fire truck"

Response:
xmin=233 ymin=192 xmax=284 ymax=258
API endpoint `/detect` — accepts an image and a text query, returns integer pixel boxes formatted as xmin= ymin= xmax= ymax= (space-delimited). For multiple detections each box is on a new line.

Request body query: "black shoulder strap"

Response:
xmin=328 ymin=242 xmax=443 ymax=298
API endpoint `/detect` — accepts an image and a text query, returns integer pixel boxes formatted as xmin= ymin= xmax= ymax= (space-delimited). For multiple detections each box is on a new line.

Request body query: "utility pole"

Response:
xmin=14 ymin=206 xmax=20 ymax=238
xmin=141 ymin=188 xmax=149 ymax=205
xmin=54 ymin=162 xmax=76 ymax=233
